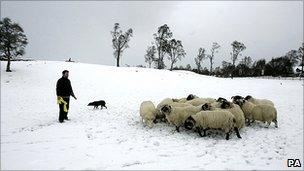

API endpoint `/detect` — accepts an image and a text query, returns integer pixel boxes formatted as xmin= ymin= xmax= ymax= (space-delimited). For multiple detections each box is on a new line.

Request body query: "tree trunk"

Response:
xmin=210 ymin=58 xmax=213 ymax=76
xmin=6 ymin=49 xmax=12 ymax=72
xmin=157 ymin=48 xmax=161 ymax=69
xmin=116 ymin=50 xmax=120 ymax=67
xmin=170 ymin=62 xmax=173 ymax=71
xmin=6 ymin=57 xmax=11 ymax=72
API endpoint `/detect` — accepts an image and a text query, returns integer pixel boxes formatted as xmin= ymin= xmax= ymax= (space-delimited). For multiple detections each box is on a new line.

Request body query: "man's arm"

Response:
xmin=69 ymin=80 xmax=77 ymax=99
xmin=56 ymin=80 xmax=60 ymax=96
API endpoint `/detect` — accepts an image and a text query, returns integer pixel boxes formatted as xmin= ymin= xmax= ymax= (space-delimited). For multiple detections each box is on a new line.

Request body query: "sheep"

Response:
xmin=250 ymin=104 xmax=278 ymax=128
xmin=202 ymin=98 xmax=226 ymax=110
xmin=220 ymin=101 xmax=245 ymax=129
xmin=170 ymin=102 xmax=193 ymax=107
xmin=231 ymin=95 xmax=244 ymax=103
xmin=234 ymin=98 xmax=255 ymax=123
xmin=157 ymin=98 xmax=174 ymax=110
xmin=172 ymin=94 xmax=198 ymax=103
xmin=186 ymin=97 xmax=216 ymax=106
xmin=160 ymin=104 xmax=203 ymax=132
xmin=184 ymin=110 xmax=242 ymax=140
xmin=156 ymin=98 xmax=174 ymax=121
xmin=217 ymin=97 xmax=228 ymax=103
xmin=235 ymin=99 xmax=278 ymax=128
xmin=210 ymin=101 xmax=222 ymax=109
xmin=140 ymin=101 xmax=158 ymax=128
xmin=245 ymin=95 xmax=274 ymax=106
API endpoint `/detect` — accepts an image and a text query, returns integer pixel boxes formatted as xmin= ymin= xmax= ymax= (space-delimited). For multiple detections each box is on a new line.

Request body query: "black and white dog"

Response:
xmin=87 ymin=100 xmax=107 ymax=109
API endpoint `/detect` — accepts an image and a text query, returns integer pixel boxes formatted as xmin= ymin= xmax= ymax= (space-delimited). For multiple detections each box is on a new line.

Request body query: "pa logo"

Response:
xmin=287 ymin=159 xmax=302 ymax=167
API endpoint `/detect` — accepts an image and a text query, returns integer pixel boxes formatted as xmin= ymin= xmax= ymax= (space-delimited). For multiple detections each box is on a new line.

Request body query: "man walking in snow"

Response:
xmin=56 ymin=70 xmax=77 ymax=123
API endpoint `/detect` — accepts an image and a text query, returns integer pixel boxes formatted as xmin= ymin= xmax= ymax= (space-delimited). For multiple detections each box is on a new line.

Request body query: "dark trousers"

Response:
xmin=59 ymin=97 xmax=70 ymax=122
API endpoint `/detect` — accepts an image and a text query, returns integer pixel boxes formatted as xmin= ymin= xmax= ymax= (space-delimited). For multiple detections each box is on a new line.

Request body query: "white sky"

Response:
xmin=1 ymin=1 xmax=303 ymax=68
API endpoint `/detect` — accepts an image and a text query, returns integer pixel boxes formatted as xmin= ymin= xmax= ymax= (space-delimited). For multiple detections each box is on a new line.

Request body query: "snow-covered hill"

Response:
xmin=1 ymin=61 xmax=303 ymax=170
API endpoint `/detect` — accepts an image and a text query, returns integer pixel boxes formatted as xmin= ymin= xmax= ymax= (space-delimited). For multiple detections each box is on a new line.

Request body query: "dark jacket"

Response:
xmin=56 ymin=77 xmax=75 ymax=97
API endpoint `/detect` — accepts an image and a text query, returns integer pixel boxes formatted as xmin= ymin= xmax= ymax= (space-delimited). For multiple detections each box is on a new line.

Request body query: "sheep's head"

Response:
xmin=234 ymin=99 xmax=245 ymax=107
xmin=231 ymin=95 xmax=244 ymax=103
xmin=186 ymin=94 xmax=195 ymax=101
xmin=184 ymin=116 xmax=196 ymax=130
xmin=161 ymin=105 xmax=172 ymax=115
xmin=244 ymin=95 xmax=252 ymax=100
xmin=217 ymin=97 xmax=228 ymax=103
xmin=220 ymin=101 xmax=232 ymax=109
xmin=202 ymin=103 xmax=211 ymax=111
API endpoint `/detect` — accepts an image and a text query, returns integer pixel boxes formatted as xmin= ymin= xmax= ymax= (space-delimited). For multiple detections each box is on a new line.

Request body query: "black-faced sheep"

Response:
xmin=245 ymin=95 xmax=274 ymax=106
xmin=184 ymin=110 xmax=242 ymax=140
xmin=172 ymin=94 xmax=198 ymax=103
xmin=186 ymin=98 xmax=216 ymax=106
xmin=235 ymin=99 xmax=278 ymax=128
xmin=220 ymin=101 xmax=245 ymax=129
xmin=217 ymin=97 xmax=228 ymax=103
xmin=231 ymin=95 xmax=244 ymax=103
xmin=156 ymin=98 xmax=174 ymax=122
xmin=160 ymin=104 xmax=203 ymax=132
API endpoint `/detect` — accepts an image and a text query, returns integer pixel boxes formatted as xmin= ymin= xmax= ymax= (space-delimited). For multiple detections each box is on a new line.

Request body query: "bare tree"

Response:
xmin=144 ymin=45 xmax=156 ymax=68
xmin=111 ymin=23 xmax=133 ymax=67
xmin=239 ymin=56 xmax=253 ymax=67
xmin=194 ymin=48 xmax=206 ymax=73
xmin=167 ymin=39 xmax=186 ymax=71
xmin=0 ymin=17 xmax=28 ymax=72
xmin=153 ymin=24 xmax=172 ymax=69
xmin=230 ymin=40 xmax=246 ymax=78
xmin=297 ymin=43 xmax=304 ymax=74
xmin=208 ymin=42 xmax=220 ymax=75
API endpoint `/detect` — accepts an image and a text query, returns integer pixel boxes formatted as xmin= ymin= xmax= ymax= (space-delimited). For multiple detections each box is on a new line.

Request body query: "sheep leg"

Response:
xmin=175 ymin=126 xmax=180 ymax=132
xmin=225 ymin=132 xmax=230 ymax=140
xmin=266 ymin=121 xmax=271 ymax=128
xmin=273 ymin=119 xmax=278 ymax=128
xmin=202 ymin=128 xmax=210 ymax=137
xmin=196 ymin=127 xmax=203 ymax=137
xmin=245 ymin=119 xmax=251 ymax=126
xmin=234 ymin=127 xmax=242 ymax=139
xmin=153 ymin=119 xmax=158 ymax=124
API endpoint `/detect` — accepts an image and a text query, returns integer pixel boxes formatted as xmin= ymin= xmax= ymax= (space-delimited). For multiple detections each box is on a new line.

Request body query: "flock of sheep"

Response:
xmin=139 ymin=94 xmax=278 ymax=140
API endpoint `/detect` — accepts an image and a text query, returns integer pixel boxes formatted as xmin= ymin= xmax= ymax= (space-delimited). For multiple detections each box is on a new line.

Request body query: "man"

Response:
xmin=56 ymin=70 xmax=77 ymax=123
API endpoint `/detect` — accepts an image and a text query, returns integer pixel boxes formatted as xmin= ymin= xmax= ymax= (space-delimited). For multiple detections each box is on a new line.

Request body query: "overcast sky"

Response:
xmin=1 ymin=1 xmax=303 ymax=68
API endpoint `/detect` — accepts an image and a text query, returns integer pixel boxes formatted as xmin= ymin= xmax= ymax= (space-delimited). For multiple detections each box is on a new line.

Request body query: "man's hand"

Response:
xmin=73 ymin=95 xmax=77 ymax=100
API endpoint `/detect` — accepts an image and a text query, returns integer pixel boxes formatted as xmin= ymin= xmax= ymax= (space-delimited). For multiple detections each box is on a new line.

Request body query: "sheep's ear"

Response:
xmin=245 ymin=95 xmax=251 ymax=100
xmin=188 ymin=115 xmax=193 ymax=120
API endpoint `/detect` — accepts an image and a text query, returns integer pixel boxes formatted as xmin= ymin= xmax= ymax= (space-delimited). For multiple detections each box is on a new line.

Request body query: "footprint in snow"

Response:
xmin=87 ymin=134 xmax=93 ymax=140
xmin=153 ymin=141 xmax=160 ymax=146
xmin=122 ymin=161 xmax=141 ymax=167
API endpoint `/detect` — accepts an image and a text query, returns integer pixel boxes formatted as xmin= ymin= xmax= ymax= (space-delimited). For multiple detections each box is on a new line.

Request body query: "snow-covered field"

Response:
xmin=1 ymin=61 xmax=303 ymax=170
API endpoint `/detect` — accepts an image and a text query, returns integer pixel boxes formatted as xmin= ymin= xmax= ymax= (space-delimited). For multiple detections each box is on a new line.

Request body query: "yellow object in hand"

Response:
xmin=57 ymin=96 xmax=68 ymax=112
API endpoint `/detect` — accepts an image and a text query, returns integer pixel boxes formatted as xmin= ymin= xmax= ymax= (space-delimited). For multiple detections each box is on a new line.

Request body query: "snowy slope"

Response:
xmin=1 ymin=61 xmax=303 ymax=170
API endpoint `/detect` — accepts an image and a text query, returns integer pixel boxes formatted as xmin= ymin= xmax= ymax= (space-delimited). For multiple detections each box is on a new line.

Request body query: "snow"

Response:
xmin=1 ymin=60 xmax=303 ymax=170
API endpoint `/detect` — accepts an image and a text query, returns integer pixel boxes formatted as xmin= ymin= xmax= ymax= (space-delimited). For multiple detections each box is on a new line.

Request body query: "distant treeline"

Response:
xmin=1 ymin=17 xmax=303 ymax=78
